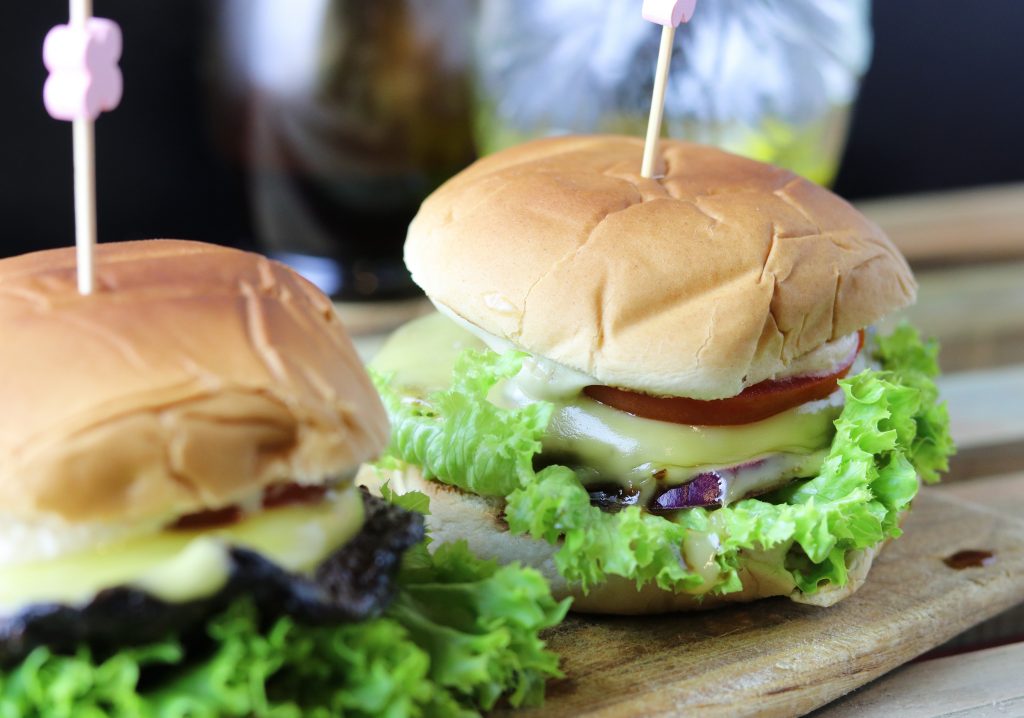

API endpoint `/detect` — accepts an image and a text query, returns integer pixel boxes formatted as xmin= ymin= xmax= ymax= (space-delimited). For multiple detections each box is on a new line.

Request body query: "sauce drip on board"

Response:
xmin=942 ymin=549 xmax=995 ymax=569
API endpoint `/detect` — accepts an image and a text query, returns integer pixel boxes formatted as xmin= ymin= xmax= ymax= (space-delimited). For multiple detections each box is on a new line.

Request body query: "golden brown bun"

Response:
xmin=406 ymin=135 xmax=916 ymax=399
xmin=358 ymin=464 xmax=880 ymax=614
xmin=0 ymin=240 xmax=388 ymax=524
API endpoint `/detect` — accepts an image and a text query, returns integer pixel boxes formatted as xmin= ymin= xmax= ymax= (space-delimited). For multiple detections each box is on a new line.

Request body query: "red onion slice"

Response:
xmin=651 ymin=472 xmax=724 ymax=510
xmin=648 ymin=459 xmax=773 ymax=511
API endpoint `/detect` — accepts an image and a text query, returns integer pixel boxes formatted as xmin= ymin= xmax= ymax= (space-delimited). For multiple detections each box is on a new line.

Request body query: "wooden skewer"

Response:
xmin=72 ymin=109 xmax=97 ymax=295
xmin=71 ymin=0 xmax=96 ymax=295
xmin=641 ymin=24 xmax=676 ymax=179
xmin=45 ymin=0 xmax=123 ymax=294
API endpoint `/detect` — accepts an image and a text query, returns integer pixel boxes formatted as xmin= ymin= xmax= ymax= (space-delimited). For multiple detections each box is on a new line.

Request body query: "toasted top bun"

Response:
xmin=0 ymin=240 xmax=388 ymax=524
xmin=406 ymin=135 xmax=917 ymax=399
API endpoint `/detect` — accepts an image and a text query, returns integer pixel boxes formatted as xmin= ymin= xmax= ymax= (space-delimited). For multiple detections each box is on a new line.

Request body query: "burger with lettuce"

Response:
xmin=0 ymin=240 xmax=567 ymax=716
xmin=366 ymin=135 xmax=955 ymax=613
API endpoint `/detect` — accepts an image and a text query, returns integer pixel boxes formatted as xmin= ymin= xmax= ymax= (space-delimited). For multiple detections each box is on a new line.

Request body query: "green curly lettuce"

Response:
xmin=874 ymin=324 xmax=955 ymax=482
xmin=375 ymin=350 xmax=551 ymax=497
xmin=505 ymin=466 xmax=702 ymax=593
xmin=1 ymin=601 xmax=451 ymax=718
xmin=691 ymin=362 xmax=933 ymax=593
xmin=390 ymin=542 xmax=568 ymax=711
xmin=376 ymin=325 xmax=954 ymax=597
xmin=0 ymin=528 xmax=568 ymax=718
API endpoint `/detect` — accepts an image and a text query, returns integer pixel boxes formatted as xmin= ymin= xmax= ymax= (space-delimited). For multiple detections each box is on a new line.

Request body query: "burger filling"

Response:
xmin=375 ymin=312 xmax=857 ymax=511
xmin=371 ymin=311 xmax=953 ymax=600
xmin=0 ymin=482 xmax=364 ymax=618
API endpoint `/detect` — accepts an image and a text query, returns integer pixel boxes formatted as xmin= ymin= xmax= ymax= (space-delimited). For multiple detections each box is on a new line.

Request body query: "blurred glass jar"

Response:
xmin=473 ymin=0 xmax=871 ymax=186
xmin=207 ymin=0 xmax=476 ymax=301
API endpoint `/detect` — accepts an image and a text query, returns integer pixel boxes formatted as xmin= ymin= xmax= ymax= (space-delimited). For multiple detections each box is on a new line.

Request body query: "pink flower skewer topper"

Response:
xmin=43 ymin=18 xmax=123 ymax=122
xmin=42 ymin=1 xmax=123 ymax=295
xmin=642 ymin=0 xmax=697 ymax=27
xmin=640 ymin=0 xmax=697 ymax=179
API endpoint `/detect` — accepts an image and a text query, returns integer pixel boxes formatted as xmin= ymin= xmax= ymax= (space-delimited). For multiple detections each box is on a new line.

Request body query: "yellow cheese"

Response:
xmin=0 ymin=485 xmax=364 ymax=615
xmin=372 ymin=311 xmax=487 ymax=395
xmin=373 ymin=313 xmax=837 ymax=495
xmin=534 ymin=396 xmax=834 ymax=501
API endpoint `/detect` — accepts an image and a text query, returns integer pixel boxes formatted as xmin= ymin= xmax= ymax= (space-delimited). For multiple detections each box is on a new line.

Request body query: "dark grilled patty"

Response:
xmin=0 ymin=490 xmax=423 ymax=666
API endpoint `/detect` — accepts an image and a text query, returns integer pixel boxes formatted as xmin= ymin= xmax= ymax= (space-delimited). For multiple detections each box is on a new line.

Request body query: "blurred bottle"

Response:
xmin=474 ymin=0 xmax=871 ymax=186
xmin=207 ymin=0 xmax=476 ymax=301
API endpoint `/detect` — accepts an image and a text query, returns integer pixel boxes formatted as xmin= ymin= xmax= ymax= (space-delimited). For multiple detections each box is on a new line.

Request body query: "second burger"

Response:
xmin=366 ymin=135 xmax=955 ymax=614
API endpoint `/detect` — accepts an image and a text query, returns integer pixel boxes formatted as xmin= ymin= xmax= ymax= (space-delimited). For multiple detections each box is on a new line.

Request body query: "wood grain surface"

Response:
xmin=812 ymin=642 xmax=1024 ymax=717
xmin=939 ymin=472 xmax=1024 ymax=516
xmin=857 ymin=184 xmax=1024 ymax=264
xmin=892 ymin=260 xmax=1024 ymax=374
xmin=497 ymin=491 xmax=1024 ymax=718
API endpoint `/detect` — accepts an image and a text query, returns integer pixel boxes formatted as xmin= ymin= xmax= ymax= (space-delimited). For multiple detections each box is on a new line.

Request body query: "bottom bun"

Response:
xmin=357 ymin=465 xmax=884 ymax=615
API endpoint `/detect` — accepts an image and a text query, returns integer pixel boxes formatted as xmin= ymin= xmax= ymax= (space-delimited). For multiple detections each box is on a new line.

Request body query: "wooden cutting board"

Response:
xmin=497 ymin=490 xmax=1024 ymax=718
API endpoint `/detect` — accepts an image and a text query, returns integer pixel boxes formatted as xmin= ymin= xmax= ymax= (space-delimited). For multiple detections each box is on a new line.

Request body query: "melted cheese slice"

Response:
xmin=0 ymin=485 xmax=364 ymax=615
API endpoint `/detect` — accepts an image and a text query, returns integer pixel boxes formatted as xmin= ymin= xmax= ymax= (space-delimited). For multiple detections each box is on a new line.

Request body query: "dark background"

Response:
xmin=1 ymin=1 xmax=1022 ymax=260
xmin=833 ymin=1 xmax=1024 ymax=200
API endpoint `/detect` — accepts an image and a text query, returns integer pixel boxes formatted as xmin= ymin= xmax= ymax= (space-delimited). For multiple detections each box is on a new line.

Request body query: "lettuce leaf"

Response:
xmin=376 ymin=324 xmax=954 ymax=597
xmin=873 ymin=324 xmax=955 ymax=482
xmin=0 ymin=539 xmax=567 ymax=718
xmin=0 ymin=601 xmax=456 ymax=718
xmin=698 ymin=366 xmax=928 ymax=593
xmin=391 ymin=542 xmax=569 ymax=712
xmin=374 ymin=351 xmax=551 ymax=497
xmin=505 ymin=466 xmax=702 ymax=593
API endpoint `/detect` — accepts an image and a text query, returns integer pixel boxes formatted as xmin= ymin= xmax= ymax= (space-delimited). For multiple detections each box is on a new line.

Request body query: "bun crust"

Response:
xmin=406 ymin=135 xmax=916 ymax=399
xmin=0 ymin=240 xmax=388 ymax=523
xmin=359 ymin=465 xmax=880 ymax=614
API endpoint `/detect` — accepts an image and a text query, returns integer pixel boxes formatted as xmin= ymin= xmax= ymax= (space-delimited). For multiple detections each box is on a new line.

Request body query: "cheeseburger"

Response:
xmin=0 ymin=240 xmax=565 ymax=715
xmin=366 ymin=135 xmax=954 ymax=613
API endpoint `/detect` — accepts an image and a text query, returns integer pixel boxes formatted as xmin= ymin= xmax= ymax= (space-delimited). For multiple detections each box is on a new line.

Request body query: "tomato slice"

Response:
xmin=584 ymin=332 xmax=863 ymax=426
xmin=262 ymin=482 xmax=328 ymax=509
xmin=170 ymin=505 xmax=242 ymax=531
xmin=169 ymin=482 xmax=329 ymax=531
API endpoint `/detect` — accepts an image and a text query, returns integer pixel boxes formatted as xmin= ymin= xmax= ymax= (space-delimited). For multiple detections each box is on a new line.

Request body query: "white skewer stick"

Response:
xmin=71 ymin=0 xmax=96 ymax=295
xmin=641 ymin=24 xmax=676 ymax=179
xmin=43 ymin=0 xmax=123 ymax=293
